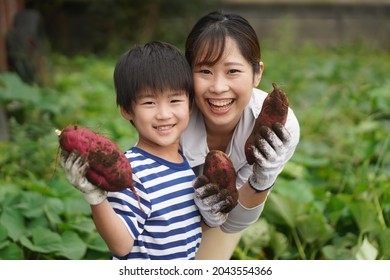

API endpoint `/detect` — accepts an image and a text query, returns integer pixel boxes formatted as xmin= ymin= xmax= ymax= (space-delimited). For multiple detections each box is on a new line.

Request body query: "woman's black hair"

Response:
xmin=185 ymin=10 xmax=261 ymax=74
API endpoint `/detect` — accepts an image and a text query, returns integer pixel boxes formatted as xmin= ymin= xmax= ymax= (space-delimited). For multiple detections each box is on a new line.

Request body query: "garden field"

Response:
xmin=0 ymin=43 xmax=389 ymax=260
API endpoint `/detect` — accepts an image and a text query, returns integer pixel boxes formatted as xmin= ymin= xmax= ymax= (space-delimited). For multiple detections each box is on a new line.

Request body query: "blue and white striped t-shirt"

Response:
xmin=107 ymin=147 xmax=202 ymax=260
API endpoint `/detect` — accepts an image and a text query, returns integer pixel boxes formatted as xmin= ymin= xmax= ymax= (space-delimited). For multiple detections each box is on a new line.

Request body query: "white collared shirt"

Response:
xmin=180 ymin=87 xmax=300 ymax=189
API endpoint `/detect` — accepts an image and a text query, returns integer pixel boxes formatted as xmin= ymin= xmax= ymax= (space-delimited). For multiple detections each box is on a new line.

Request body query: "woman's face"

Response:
xmin=192 ymin=37 xmax=263 ymax=132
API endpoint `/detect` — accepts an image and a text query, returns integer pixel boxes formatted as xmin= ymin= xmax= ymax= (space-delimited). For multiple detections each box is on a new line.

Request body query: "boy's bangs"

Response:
xmin=137 ymin=57 xmax=192 ymax=95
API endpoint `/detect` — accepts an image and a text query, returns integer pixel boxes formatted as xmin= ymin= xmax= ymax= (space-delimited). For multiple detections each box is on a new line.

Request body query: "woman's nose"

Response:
xmin=210 ymin=74 xmax=229 ymax=94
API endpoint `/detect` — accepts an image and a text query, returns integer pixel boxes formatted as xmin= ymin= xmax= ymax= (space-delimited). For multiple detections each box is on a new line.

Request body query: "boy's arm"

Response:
xmin=60 ymin=151 xmax=134 ymax=257
xmin=91 ymin=200 xmax=134 ymax=256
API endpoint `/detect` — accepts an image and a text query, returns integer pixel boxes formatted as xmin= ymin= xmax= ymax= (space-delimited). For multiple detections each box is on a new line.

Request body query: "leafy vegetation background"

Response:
xmin=0 ymin=12 xmax=389 ymax=259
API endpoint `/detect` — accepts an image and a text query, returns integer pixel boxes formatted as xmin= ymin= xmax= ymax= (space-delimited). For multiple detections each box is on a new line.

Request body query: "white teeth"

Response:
xmin=208 ymin=99 xmax=233 ymax=107
xmin=156 ymin=125 xmax=173 ymax=131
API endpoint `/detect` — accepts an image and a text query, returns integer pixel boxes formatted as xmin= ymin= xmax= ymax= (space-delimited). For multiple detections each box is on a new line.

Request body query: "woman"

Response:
xmin=180 ymin=10 xmax=300 ymax=259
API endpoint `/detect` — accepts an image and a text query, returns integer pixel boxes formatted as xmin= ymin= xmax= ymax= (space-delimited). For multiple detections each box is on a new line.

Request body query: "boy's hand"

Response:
xmin=60 ymin=151 xmax=107 ymax=205
xmin=248 ymin=123 xmax=291 ymax=191
xmin=193 ymin=175 xmax=237 ymax=228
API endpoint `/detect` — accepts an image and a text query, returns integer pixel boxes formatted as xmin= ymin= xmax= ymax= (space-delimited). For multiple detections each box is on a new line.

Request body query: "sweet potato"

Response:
xmin=203 ymin=150 xmax=238 ymax=213
xmin=56 ymin=125 xmax=135 ymax=196
xmin=245 ymin=83 xmax=289 ymax=164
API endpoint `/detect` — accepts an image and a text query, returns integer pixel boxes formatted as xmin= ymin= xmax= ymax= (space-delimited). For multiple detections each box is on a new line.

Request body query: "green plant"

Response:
xmin=1 ymin=44 xmax=389 ymax=260
xmin=234 ymin=44 xmax=390 ymax=260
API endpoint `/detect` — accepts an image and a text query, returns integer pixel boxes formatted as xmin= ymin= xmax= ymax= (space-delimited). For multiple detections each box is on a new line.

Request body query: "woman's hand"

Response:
xmin=248 ymin=123 xmax=292 ymax=192
xmin=193 ymin=175 xmax=238 ymax=227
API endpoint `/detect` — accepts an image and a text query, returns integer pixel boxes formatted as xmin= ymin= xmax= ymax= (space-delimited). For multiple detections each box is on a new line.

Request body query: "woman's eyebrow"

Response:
xmin=224 ymin=61 xmax=245 ymax=67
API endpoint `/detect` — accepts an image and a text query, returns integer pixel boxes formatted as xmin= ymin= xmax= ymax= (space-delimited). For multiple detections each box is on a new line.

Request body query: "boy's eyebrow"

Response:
xmin=137 ymin=92 xmax=154 ymax=99
xmin=168 ymin=90 xmax=186 ymax=97
xmin=138 ymin=90 xmax=186 ymax=98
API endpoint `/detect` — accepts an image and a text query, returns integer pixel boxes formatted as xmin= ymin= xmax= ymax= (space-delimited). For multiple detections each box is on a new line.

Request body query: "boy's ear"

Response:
xmin=120 ymin=107 xmax=132 ymax=121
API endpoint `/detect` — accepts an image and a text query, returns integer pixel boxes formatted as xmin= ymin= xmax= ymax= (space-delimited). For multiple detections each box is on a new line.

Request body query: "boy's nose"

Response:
xmin=156 ymin=104 xmax=173 ymax=119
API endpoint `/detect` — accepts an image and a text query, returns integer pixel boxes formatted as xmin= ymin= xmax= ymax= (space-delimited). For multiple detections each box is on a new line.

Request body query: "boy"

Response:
xmin=60 ymin=41 xmax=202 ymax=260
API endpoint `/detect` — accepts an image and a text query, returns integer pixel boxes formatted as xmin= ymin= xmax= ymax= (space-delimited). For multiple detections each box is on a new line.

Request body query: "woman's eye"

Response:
xmin=199 ymin=69 xmax=211 ymax=74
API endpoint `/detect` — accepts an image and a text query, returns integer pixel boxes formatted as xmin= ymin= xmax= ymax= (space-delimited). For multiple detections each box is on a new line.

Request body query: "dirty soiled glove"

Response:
xmin=248 ymin=123 xmax=291 ymax=192
xmin=60 ymin=151 xmax=107 ymax=205
xmin=193 ymin=175 xmax=237 ymax=228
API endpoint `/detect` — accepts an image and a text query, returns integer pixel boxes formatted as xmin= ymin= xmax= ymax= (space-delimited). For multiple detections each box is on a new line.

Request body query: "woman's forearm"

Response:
xmin=238 ymin=182 xmax=270 ymax=208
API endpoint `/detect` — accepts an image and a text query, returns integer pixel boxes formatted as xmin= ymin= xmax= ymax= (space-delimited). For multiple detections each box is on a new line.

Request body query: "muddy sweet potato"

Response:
xmin=56 ymin=125 xmax=135 ymax=195
xmin=203 ymin=150 xmax=238 ymax=213
xmin=245 ymin=83 xmax=289 ymax=164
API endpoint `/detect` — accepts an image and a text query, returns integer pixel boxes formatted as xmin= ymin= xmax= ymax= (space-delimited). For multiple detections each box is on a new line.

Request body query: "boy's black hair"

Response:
xmin=114 ymin=41 xmax=194 ymax=114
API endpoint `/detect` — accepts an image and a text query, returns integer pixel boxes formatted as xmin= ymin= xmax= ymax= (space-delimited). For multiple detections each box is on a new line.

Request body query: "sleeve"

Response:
xmin=107 ymin=178 xmax=151 ymax=239
xmin=221 ymin=201 xmax=265 ymax=233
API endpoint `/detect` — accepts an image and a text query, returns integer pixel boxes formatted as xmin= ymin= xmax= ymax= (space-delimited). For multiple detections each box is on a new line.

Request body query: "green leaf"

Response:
xmin=20 ymin=227 xmax=62 ymax=254
xmin=0 ymin=207 xmax=25 ymax=241
xmin=378 ymin=229 xmax=390 ymax=259
xmin=0 ymin=73 xmax=39 ymax=103
xmin=241 ymin=219 xmax=270 ymax=250
xmin=19 ymin=236 xmax=44 ymax=253
xmin=17 ymin=192 xmax=45 ymax=218
xmin=0 ymin=242 xmax=24 ymax=260
xmin=63 ymin=197 xmax=91 ymax=215
xmin=263 ymin=192 xmax=303 ymax=228
xmin=44 ymin=197 xmax=65 ymax=226
xmin=296 ymin=213 xmax=333 ymax=244
xmin=68 ymin=219 xmax=96 ymax=234
xmin=368 ymin=86 xmax=390 ymax=112
xmin=0 ymin=224 xmax=8 ymax=242
xmin=322 ymin=245 xmax=355 ymax=260
xmin=85 ymin=232 xmax=109 ymax=253
xmin=269 ymin=231 xmax=288 ymax=259
xmin=57 ymin=231 xmax=87 ymax=260
xmin=274 ymin=178 xmax=314 ymax=204
xmin=355 ymin=237 xmax=378 ymax=260
xmin=281 ymin=161 xmax=309 ymax=180
xmin=0 ymin=240 xmax=10 ymax=250
xmin=326 ymin=194 xmax=349 ymax=225
xmin=346 ymin=200 xmax=381 ymax=234
xmin=33 ymin=227 xmax=63 ymax=252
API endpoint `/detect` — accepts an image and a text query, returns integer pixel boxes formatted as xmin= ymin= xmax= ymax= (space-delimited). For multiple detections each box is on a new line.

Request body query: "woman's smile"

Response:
xmin=207 ymin=98 xmax=234 ymax=113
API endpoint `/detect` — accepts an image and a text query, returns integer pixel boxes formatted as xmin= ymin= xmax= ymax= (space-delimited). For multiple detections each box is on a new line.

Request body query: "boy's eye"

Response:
xmin=171 ymin=98 xmax=185 ymax=103
xmin=228 ymin=69 xmax=241 ymax=74
xmin=139 ymin=100 xmax=154 ymax=105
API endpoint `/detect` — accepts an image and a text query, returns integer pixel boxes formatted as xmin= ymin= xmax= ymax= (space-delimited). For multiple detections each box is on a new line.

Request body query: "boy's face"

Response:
xmin=121 ymin=89 xmax=190 ymax=152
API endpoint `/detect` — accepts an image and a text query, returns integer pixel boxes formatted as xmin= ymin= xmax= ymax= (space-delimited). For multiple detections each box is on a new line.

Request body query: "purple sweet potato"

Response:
xmin=203 ymin=150 xmax=238 ymax=213
xmin=245 ymin=83 xmax=289 ymax=164
xmin=56 ymin=125 xmax=135 ymax=195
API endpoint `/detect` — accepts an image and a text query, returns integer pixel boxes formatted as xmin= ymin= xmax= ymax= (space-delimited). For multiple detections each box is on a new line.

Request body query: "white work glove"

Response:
xmin=193 ymin=176 xmax=237 ymax=228
xmin=248 ymin=123 xmax=291 ymax=192
xmin=60 ymin=151 xmax=107 ymax=205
